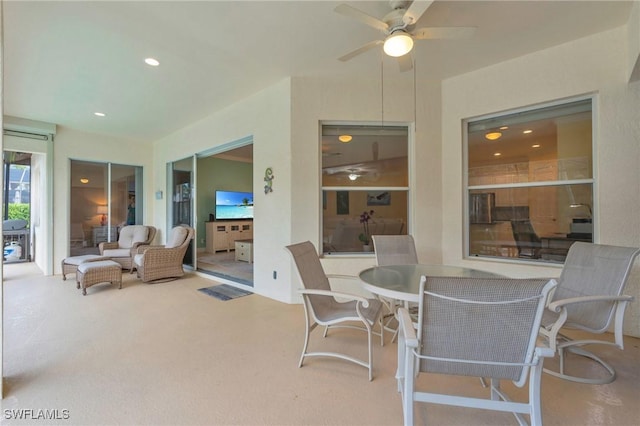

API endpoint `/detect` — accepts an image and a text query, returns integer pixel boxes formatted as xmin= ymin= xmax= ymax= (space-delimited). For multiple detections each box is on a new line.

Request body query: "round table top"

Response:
xmin=358 ymin=264 xmax=504 ymax=303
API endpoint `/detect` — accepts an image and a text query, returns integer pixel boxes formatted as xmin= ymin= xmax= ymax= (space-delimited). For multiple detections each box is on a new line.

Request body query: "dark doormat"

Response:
xmin=198 ymin=284 xmax=253 ymax=301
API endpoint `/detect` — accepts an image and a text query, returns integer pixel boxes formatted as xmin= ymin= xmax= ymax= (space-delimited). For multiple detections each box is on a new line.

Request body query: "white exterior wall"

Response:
xmin=153 ymin=79 xmax=293 ymax=303
xmin=151 ymin=72 xmax=443 ymax=303
xmin=4 ymin=135 xmax=51 ymax=273
xmin=290 ymin=74 xmax=443 ymax=300
xmin=442 ymin=26 xmax=640 ymax=336
xmin=30 ymin=152 xmax=48 ymax=269
xmin=628 ymin=0 xmax=640 ymax=81
xmin=52 ymin=127 xmax=153 ymax=275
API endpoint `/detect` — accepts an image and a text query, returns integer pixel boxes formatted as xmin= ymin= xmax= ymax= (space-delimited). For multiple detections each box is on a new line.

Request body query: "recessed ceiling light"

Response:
xmin=485 ymin=132 xmax=502 ymax=140
xmin=523 ymin=129 xmax=533 ymax=134
xmin=499 ymin=126 xmax=509 ymax=130
xmin=493 ymin=152 xmax=502 ymax=156
xmin=94 ymin=112 xmax=106 ymax=117
xmin=532 ymin=144 xmax=541 ymax=148
xmin=80 ymin=178 xmax=89 ymax=184
xmin=338 ymin=135 xmax=353 ymax=143
xmin=144 ymin=57 xmax=160 ymax=66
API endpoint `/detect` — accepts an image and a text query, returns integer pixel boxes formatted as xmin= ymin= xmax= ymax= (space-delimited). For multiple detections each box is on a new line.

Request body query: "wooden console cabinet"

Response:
xmin=205 ymin=221 xmax=253 ymax=253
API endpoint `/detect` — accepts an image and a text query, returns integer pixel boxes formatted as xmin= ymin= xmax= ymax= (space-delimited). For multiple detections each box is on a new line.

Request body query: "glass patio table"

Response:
xmin=358 ymin=264 xmax=505 ymax=304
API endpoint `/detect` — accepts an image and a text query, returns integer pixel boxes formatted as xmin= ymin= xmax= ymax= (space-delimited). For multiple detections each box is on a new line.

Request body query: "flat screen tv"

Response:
xmin=215 ymin=190 xmax=254 ymax=220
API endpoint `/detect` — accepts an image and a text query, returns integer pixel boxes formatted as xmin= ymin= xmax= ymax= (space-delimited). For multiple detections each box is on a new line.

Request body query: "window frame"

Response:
xmin=320 ymin=121 xmax=413 ymax=256
xmin=462 ymin=95 xmax=597 ymax=263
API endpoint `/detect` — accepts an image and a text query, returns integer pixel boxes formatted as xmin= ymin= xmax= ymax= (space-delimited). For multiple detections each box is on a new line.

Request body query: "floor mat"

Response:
xmin=197 ymin=284 xmax=253 ymax=301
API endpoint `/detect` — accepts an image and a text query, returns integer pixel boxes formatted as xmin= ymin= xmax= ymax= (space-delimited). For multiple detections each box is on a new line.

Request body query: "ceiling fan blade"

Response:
xmin=403 ymin=0 xmax=434 ymax=26
xmin=338 ymin=40 xmax=383 ymax=62
xmin=412 ymin=26 xmax=476 ymax=40
xmin=334 ymin=4 xmax=389 ymax=32
xmin=397 ymin=54 xmax=413 ymax=73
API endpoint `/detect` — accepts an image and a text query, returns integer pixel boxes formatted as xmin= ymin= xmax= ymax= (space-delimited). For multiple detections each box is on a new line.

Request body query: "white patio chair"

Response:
xmin=398 ymin=276 xmax=557 ymax=426
xmin=372 ymin=234 xmax=418 ymax=266
xmin=286 ymin=241 xmax=384 ymax=381
xmin=539 ymin=242 xmax=640 ymax=384
xmin=372 ymin=234 xmax=419 ymax=341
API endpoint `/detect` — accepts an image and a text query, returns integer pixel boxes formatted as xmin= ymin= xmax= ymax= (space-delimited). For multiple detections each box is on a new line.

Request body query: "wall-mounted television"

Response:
xmin=215 ymin=190 xmax=254 ymax=220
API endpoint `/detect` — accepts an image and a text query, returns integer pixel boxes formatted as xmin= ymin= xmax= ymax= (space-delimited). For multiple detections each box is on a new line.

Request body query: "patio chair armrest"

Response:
xmin=136 ymin=245 xmax=165 ymax=254
xmin=298 ymin=288 xmax=371 ymax=308
xmin=131 ymin=241 xmax=150 ymax=250
xmin=130 ymin=242 xmax=151 ymax=255
xmin=325 ymin=273 xmax=378 ymax=299
xmin=548 ymin=294 xmax=634 ymax=313
xmin=398 ymin=307 xmax=418 ymax=348
xmin=99 ymin=241 xmax=118 ymax=253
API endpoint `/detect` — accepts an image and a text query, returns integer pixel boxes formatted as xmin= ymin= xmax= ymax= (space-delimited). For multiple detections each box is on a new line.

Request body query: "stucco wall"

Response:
xmin=442 ymin=26 xmax=640 ymax=336
xmin=628 ymin=0 xmax=640 ymax=81
xmin=52 ymin=126 xmax=153 ymax=275
xmin=153 ymin=79 xmax=293 ymax=303
xmin=289 ymin=74 xmax=444 ymax=299
xmin=152 ymin=71 xmax=443 ymax=303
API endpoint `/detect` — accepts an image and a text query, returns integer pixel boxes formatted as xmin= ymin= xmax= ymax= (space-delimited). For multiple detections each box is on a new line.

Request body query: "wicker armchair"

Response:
xmin=133 ymin=225 xmax=194 ymax=283
xmin=99 ymin=225 xmax=156 ymax=270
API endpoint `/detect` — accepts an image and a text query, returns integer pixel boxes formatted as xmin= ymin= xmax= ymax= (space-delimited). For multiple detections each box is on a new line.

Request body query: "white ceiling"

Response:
xmin=3 ymin=1 xmax=633 ymax=141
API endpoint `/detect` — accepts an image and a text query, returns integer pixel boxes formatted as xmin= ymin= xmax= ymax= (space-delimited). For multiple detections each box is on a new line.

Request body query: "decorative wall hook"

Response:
xmin=264 ymin=167 xmax=274 ymax=194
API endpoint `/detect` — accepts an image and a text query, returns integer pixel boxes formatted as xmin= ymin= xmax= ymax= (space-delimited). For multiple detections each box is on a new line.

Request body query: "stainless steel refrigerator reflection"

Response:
xmin=469 ymin=193 xmax=495 ymax=224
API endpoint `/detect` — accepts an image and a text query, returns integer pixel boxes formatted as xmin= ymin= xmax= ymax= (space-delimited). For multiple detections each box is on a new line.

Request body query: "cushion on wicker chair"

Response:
xmin=166 ymin=227 xmax=188 ymax=248
xmin=102 ymin=248 xmax=131 ymax=258
xmin=118 ymin=225 xmax=150 ymax=248
xmin=98 ymin=225 xmax=156 ymax=271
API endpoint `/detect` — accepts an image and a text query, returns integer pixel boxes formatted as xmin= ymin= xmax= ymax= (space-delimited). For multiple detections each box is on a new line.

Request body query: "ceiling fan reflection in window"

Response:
xmin=335 ymin=0 xmax=475 ymax=71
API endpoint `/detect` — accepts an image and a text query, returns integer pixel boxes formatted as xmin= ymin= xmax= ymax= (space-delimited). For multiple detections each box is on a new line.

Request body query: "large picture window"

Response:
xmin=465 ymin=98 xmax=593 ymax=263
xmin=321 ymin=124 xmax=409 ymax=254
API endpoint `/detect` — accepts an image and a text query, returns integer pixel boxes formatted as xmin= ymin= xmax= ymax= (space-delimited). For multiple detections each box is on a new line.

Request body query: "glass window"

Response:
xmin=70 ymin=160 xmax=143 ymax=256
xmin=465 ymin=98 xmax=593 ymax=263
xmin=321 ymin=124 xmax=409 ymax=254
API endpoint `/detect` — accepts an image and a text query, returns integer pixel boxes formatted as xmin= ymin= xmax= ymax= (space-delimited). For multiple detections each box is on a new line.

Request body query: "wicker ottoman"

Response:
xmin=76 ymin=260 xmax=122 ymax=295
xmin=61 ymin=255 xmax=108 ymax=280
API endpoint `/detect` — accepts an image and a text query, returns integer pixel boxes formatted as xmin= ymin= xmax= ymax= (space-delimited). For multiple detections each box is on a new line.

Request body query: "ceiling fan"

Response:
xmin=335 ymin=0 xmax=475 ymax=71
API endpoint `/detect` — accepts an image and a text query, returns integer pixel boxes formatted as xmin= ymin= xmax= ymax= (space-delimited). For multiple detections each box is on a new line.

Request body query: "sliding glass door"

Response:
xmin=168 ymin=156 xmax=196 ymax=269
xmin=3 ymin=152 xmax=32 ymax=262
xmin=69 ymin=160 xmax=143 ymax=256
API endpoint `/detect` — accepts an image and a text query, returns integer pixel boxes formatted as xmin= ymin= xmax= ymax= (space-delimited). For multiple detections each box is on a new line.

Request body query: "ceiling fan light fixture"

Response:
xmin=383 ymin=31 xmax=414 ymax=57
xmin=338 ymin=134 xmax=353 ymax=143
xmin=348 ymin=173 xmax=359 ymax=181
xmin=485 ymin=131 xmax=502 ymax=140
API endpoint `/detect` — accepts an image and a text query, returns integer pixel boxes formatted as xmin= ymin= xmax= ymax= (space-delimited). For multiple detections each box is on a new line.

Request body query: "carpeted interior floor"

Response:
xmin=197 ymin=250 xmax=253 ymax=286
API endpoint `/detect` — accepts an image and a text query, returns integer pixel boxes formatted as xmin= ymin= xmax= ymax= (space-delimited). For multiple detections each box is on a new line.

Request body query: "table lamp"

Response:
xmin=97 ymin=205 xmax=108 ymax=226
